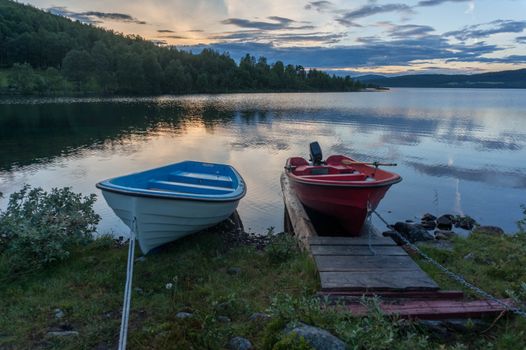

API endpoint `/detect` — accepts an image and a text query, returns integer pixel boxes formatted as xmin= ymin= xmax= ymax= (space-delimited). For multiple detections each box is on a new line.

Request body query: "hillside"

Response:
xmin=0 ymin=0 xmax=367 ymax=95
xmin=357 ymin=69 xmax=526 ymax=88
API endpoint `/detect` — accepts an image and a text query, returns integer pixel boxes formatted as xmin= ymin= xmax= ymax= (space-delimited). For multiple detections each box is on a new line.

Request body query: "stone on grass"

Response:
xmin=249 ymin=312 xmax=271 ymax=322
xmin=393 ymin=222 xmax=435 ymax=243
xmin=135 ymin=256 xmax=147 ymax=262
xmin=228 ymin=336 xmax=252 ymax=350
xmin=175 ymin=312 xmax=193 ymax=319
xmin=456 ymin=216 xmax=477 ymax=230
xmin=286 ymin=324 xmax=346 ymax=350
xmin=53 ymin=308 xmax=65 ymax=320
xmin=471 ymin=226 xmax=504 ymax=236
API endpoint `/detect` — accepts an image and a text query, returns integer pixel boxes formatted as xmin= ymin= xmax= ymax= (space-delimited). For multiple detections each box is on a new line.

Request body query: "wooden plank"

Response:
xmin=315 ymin=255 xmax=422 ymax=272
xmin=320 ymin=271 xmax=439 ymax=291
xmin=280 ymin=173 xmax=317 ymax=250
xmin=309 ymin=236 xmax=396 ymax=246
xmin=317 ymin=290 xmax=464 ymax=300
xmin=344 ymin=299 xmax=514 ymax=320
xmin=311 ymin=245 xmax=407 ymax=256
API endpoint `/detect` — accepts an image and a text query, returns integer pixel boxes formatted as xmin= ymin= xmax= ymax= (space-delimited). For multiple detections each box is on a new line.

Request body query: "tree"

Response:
xmin=61 ymin=49 xmax=94 ymax=89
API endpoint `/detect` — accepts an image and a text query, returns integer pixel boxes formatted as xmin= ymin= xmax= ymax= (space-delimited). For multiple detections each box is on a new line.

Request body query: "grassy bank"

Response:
xmin=1 ymin=187 xmax=525 ymax=349
xmin=1 ymin=227 xmax=526 ymax=349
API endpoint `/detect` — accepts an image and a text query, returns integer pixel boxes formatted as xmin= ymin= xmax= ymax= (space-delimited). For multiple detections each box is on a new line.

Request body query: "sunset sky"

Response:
xmin=25 ymin=0 xmax=526 ymax=75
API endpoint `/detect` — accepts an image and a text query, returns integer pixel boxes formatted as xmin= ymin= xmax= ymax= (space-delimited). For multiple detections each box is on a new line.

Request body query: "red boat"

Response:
xmin=285 ymin=142 xmax=402 ymax=236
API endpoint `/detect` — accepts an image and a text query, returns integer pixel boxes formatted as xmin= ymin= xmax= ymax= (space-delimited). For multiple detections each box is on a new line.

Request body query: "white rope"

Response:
xmin=118 ymin=218 xmax=137 ymax=350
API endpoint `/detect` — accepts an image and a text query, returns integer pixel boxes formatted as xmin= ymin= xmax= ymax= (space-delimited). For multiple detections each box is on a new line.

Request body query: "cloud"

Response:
xmin=208 ymin=30 xmax=345 ymax=45
xmin=220 ymin=16 xmax=314 ymax=31
xmin=417 ymin=0 xmax=471 ymax=6
xmin=182 ymin=36 xmax=506 ymax=68
xmin=517 ymin=36 xmax=526 ymax=44
xmin=187 ymin=29 xmax=204 ymax=32
xmin=159 ymin=35 xmax=188 ymax=39
xmin=157 ymin=29 xmax=175 ymax=33
xmin=337 ymin=3 xmax=414 ymax=26
xmin=445 ymin=20 xmax=526 ymax=41
xmin=381 ymin=23 xmax=435 ymax=39
xmin=304 ymin=1 xmax=334 ymax=12
xmin=47 ymin=7 xmax=147 ymax=25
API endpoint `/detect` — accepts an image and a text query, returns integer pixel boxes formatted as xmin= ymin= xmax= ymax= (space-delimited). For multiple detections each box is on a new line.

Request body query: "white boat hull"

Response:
xmin=101 ymin=190 xmax=240 ymax=254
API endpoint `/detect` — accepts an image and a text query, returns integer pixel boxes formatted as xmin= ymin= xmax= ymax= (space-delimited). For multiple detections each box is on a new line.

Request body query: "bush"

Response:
xmin=0 ymin=185 xmax=100 ymax=274
xmin=265 ymin=232 xmax=299 ymax=264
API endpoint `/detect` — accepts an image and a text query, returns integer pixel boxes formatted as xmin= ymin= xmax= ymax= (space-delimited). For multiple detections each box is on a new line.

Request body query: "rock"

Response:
xmin=175 ymin=312 xmax=193 ymax=319
xmin=227 ymin=267 xmax=242 ymax=275
xmin=382 ymin=230 xmax=404 ymax=245
xmin=217 ymin=315 xmax=231 ymax=323
xmin=405 ymin=219 xmax=414 ymax=223
xmin=228 ymin=336 xmax=253 ymax=350
xmin=421 ymin=213 xmax=437 ymax=221
xmin=463 ymin=252 xmax=475 ymax=260
xmin=286 ymin=324 xmax=347 ymax=350
xmin=53 ymin=308 xmax=65 ymax=320
xmin=471 ymin=226 xmax=504 ymax=236
xmin=456 ymin=216 xmax=477 ymax=230
xmin=46 ymin=331 xmax=79 ymax=338
xmin=421 ymin=220 xmax=437 ymax=230
xmin=393 ymin=222 xmax=435 ymax=243
xmin=249 ymin=312 xmax=271 ymax=322
xmin=434 ymin=230 xmax=457 ymax=240
xmin=436 ymin=215 xmax=453 ymax=230
xmin=135 ymin=256 xmax=147 ymax=262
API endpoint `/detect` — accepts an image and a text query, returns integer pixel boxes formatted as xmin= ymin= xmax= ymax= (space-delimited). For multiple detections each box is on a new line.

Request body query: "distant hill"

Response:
xmin=0 ymin=0 xmax=367 ymax=95
xmin=353 ymin=74 xmax=387 ymax=82
xmin=356 ymin=69 xmax=526 ymax=88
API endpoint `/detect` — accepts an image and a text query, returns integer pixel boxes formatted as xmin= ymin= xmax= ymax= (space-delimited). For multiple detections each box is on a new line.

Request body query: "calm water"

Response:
xmin=1 ymin=89 xmax=525 ymax=234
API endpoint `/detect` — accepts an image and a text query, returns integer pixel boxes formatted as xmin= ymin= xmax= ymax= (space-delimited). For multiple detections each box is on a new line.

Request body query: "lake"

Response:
xmin=1 ymin=88 xmax=525 ymax=235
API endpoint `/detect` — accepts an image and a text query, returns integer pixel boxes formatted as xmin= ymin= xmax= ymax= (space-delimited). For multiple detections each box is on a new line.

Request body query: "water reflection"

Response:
xmin=1 ymin=89 xmax=526 ymax=234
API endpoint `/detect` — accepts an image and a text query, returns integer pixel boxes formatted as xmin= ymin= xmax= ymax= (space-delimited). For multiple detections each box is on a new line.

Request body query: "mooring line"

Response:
xmin=372 ymin=209 xmax=526 ymax=319
xmin=118 ymin=217 xmax=137 ymax=350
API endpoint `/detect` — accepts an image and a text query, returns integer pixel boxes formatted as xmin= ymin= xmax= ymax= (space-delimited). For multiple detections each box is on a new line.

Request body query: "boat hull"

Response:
xmin=288 ymin=179 xmax=393 ymax=235
xmin=101 ymin=190 xmax=240 ymax=254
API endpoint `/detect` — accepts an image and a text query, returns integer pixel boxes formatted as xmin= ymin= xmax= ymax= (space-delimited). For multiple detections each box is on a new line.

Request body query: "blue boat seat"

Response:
xmin=168 ymin=171 xmax=234 ymax=188
xmin=148 ymin=180 xmax=233 ymax=195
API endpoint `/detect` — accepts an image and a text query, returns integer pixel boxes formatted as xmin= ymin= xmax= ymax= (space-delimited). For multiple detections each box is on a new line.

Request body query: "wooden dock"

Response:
xmin=281 ymin=172 xmax=513 ymax=319
xmin=281 ymin=173 xmax=438 ymax=292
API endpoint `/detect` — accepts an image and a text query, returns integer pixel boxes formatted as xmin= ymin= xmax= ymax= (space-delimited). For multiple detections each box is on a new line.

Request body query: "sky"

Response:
xmin=25 ymin=0 xmax=526 ymax=75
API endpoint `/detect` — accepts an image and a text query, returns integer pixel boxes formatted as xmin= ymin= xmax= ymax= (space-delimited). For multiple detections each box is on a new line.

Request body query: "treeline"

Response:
xmin=0 ymin=0 xmax=371 ymax=95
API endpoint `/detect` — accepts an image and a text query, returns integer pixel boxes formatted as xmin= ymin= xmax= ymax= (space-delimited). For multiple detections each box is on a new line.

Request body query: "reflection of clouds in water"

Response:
xmin=454 ymin=179 xmax=464 ymax=216
xmin=406 ymin=161 xmax=526 ymax=188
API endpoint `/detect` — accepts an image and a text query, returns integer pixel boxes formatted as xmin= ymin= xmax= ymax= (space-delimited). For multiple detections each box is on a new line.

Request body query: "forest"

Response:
xmin=0 ymin=0 xmax=369 ymax=95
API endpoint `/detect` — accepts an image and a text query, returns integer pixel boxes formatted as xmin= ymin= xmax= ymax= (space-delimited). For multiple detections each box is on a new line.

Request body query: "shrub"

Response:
xmin=0 ymin=185 xmax=100 ymax=274
xmin=265 ymin=232 xmax=299 ymax=264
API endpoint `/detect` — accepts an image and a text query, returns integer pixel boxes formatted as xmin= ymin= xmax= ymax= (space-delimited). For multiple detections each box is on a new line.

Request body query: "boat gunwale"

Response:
xmin=95 ymin=182 xmax=246 ymax=202
xmin=95 ymin=161 xmax=247 ymax=202
xmin=286 ymin=174 xmax=402 ymax=188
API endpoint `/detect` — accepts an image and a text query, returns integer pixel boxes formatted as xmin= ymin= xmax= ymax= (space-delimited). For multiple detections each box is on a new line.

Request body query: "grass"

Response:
xmin=1 ymin=226 xmax=525 ymax=349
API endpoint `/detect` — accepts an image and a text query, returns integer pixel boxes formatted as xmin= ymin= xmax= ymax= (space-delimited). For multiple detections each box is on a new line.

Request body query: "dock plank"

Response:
xmin=309 ymin=236 xmax=396 ymax=246
xmin=320 ymin=271 xmax=439 ymax=291
xmin=311 ymin=245 xmax=406 ymax=256
xmin=315 ymin=255 xmax=422 ymax=272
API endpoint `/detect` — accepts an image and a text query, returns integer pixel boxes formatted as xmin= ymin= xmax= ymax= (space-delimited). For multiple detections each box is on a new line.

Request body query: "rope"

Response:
xmin=118 ymin=217 xmax=137 ymax=350
xmin=366 ymin=200 xmax=376 ymax=256
xmin=372 ymin=209 xmax=526 ymax=319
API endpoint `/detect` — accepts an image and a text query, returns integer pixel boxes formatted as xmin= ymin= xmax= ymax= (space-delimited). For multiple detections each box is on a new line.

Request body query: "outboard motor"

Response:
xmin=309 ymin=141 xmax=323 ymax=165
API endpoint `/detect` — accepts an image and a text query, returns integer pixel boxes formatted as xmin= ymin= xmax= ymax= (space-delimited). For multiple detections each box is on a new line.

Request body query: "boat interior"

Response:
xmin=108 ymin=161 xmax=240 ymax=195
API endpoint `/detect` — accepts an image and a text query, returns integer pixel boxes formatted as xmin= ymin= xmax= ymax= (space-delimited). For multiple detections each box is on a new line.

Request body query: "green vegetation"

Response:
xmin=0 ymin=0 xmax=371 ymax=96
xmin=1 ymin=187 xmax=525 ymax=349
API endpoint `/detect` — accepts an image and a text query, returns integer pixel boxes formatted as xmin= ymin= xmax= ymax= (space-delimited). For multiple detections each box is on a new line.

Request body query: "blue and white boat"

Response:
xmin=96 ymin=161 xmax=246 ymax=254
